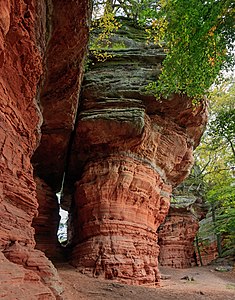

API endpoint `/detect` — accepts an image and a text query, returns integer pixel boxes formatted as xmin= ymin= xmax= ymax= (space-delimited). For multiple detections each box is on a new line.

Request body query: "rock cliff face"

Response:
xmin=0 ymin=2 xmax=207 ymax=295
xmin=0 ymin=0 xmax=90 ymax=298
xmin=158 ymin=178 xmax=207 ymax=268
xmin=64 ymin=23 xmax=208 ymax=285
xmin=32 ymin=0 xmax=90 ymax=191
xmin=158 ymin=197 xmax=200 ymax=268
xmin=32 ymin=177 xmax=63 ymax=261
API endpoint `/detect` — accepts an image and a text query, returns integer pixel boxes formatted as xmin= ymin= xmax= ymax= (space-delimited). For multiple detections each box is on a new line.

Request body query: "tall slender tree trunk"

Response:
xmin=195 ymin=234 xmax=203 ymax=266
xmin=211 ymin=202 xmax=222 ymax=257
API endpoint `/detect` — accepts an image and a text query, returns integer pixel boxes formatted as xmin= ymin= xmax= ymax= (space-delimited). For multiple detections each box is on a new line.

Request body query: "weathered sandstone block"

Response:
xmin=33 ymin=177 xmax=63 ymax=261
xmin=32 ymin=0 xmax=91 ymax=191
xmin=158 ymin=182 xmax=207 ymax=268
xmin=158 ymin=209 xmax=199 ymax=268
xmin=72 ymin=156 xmax=171 ymax=284
xmin=65 ymin=21 xmax=208 ymax=285
xmin=0 ymin=0 xmax=90 ymax=297
xmin=0 ymin=252 xmax=55 ymax=300
xmin=196 ymin=216 xmax=219 ymax=265
xmin=0 ymin=0 xmax=64 ymax=297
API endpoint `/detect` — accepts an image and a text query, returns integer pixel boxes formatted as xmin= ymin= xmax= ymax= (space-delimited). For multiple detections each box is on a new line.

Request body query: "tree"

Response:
xmin=194 ymin=81 xmax=235 ymax=257
xmin=208 ymin=83 xmax=235 ymax=159
xmin=92 ymin=0 xmax=235 ymax=100
xmin=147 ymin=0 xmax=235 ymax=99
xmin=92 ymin=0 xmax=159 ymax=22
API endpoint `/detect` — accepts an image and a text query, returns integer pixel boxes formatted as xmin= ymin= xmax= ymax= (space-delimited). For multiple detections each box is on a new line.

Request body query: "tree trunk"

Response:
xmin=211 ymin=202 xmax=222 ymax=257
xmin=195 ymin=234 xmax=203 ymax=266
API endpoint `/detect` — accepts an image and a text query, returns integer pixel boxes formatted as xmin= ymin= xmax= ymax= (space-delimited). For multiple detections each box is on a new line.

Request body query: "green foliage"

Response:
xmin=93 ymin=0 xmax=159 ymax=25
xmin=209 ymin=108 xmax=235 ymax=156
xmin=110 ymin=41 xmax=126 ymax=50
xmin=92 ymin=0 xmax=235 ymax=100
xmin=90 ymin=6 xmax=121 ymax=61
xmin=194 ymin=81 xmax=235 ymax=256
xmin=114 ymin=0 xmax=159 ymax=25
xmin=146 ymin=0 xmax=235 ymax=99
xmin=207 ymin=82 xmax=235 ymax=162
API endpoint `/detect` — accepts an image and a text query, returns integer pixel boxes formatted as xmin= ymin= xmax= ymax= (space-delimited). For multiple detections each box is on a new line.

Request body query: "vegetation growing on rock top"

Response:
xmin=91 ymin=0 xmax=235 ymax=100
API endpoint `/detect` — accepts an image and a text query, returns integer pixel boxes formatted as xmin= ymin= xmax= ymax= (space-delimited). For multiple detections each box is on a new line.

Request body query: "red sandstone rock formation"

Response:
xmin=0 ymin=0 xmax=90 ymax=297
xmin=158 ymin=187 xmax=207 ymax=268
xmin=69 ymin=98 xmax=207 ymax=284
xmin=64 ymin=22 xmax=208 ymax=285
xmin=197 ymin=240 xmax=218 ymax=266
xmin=196 ymin=216 xmax=219 ymax=266
xmin=158 ymin=208 xmax=199 ymax=268
xmin=33 ymin=177 xmax=63 ymax=261
xmin=32 ymin=0 xmax=90 ymax=191
xmin=0 ymin=0 xmax=208 ymax=294
xmin=71 ymin=156 xmax=171 ymax=284
xmin=0 ymin=252 xmax=55 ymax=299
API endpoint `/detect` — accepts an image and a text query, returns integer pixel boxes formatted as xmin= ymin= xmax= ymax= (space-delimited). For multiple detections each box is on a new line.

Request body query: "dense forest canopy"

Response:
xmin=92 ymin=0 xmax=235 ymax=100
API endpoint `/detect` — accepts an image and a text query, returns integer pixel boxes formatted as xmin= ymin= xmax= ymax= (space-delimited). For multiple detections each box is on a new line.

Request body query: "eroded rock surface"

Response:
xmin=0 ymin=1 xmax=208 ymax=294
xmin=0 ymin=0 xmax=90 ymax=297
xmin=0 ymin=0 xmax=60 ymax=297
xmin=71 ymin=156 xmax=171 ymax=284
xmin=158 ymin=203 xmax=200 ymax=268
xmin=65 ymin=22 xmax=208 ymax=285
xmin=32 ymin=0 xmax=90 ymax=191
xmin=158 ymin=176 xmax=208 ymax=268
xmin=0 ymin=252 xmax=55 ymax=300
xmin=33 ymin=177 xmax=63 ymax=261
xmin=196 ymin=216 xmax=219 ymax=265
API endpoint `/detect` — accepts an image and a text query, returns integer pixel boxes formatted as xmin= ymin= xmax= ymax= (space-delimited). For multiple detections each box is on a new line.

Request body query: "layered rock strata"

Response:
xmin=158 ymin=179 xmax=207 ymax=268
xmin=32 ymin=0 xmax=90 ymax=191
xmin=33 ymin=177 xmax=63 ymax=261
xmin=196 ymin=216 xmax=219 ymax=265
xmin=197 ymin=240 xmax=218 ymax=266
xmin=72 ymin=156 xmax=171 ymax=284
xmin=65 ymin=22 xmax=208 ymax=285
xmin=0 ymin=0 xmax=90 ymax=297
xmin=0 ymin=1 xmax=60 ymax=297
xmin=158 ymin=206 xmax=199 ymax=268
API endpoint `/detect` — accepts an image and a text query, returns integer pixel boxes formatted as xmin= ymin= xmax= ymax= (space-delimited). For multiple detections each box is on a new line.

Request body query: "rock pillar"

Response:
xmin=72 ymin=156 xmax=171 ymax=284
xmin=158 ymin=209 xmax=199 ymax=268
xmin=65 ymin=20 xmax=208 ymax=285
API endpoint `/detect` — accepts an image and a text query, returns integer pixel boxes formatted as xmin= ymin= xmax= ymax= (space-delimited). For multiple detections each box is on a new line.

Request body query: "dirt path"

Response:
xmin=57 ymin=264 xmax=235 ymax=300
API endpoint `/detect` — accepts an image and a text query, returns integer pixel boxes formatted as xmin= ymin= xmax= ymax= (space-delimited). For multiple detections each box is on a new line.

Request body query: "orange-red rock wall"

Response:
xmin=33 ymin=177 xmax=63 ymax=261
xmin=0 ymin=0 xmax=90 ymax=298
xmin=32 ymin=0 xmax=91 ymax=191
xmin=158 ymin=209 xmax=199 ymax=268
xmin=72 ymin=156 xmax=171 ymax=284
xmin=0 ymin=0 xmax=64 ymax=298
xmin=67 ymin=32 xmax=208 ymax=285
xmin=196 ymin=241 xmax=218 ymax=266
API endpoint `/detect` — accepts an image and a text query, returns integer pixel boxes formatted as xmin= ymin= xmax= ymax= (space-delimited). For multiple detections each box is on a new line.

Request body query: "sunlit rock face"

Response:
xmin=0 ymin=0 xmax=90 ymax=298
xmin=66 ymin=20 xmax=208 ymax=285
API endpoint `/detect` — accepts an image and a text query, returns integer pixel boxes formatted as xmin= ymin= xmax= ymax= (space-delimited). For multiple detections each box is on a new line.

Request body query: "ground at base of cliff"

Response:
xmin=57 ymin=263 xmax=235 ymax=300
